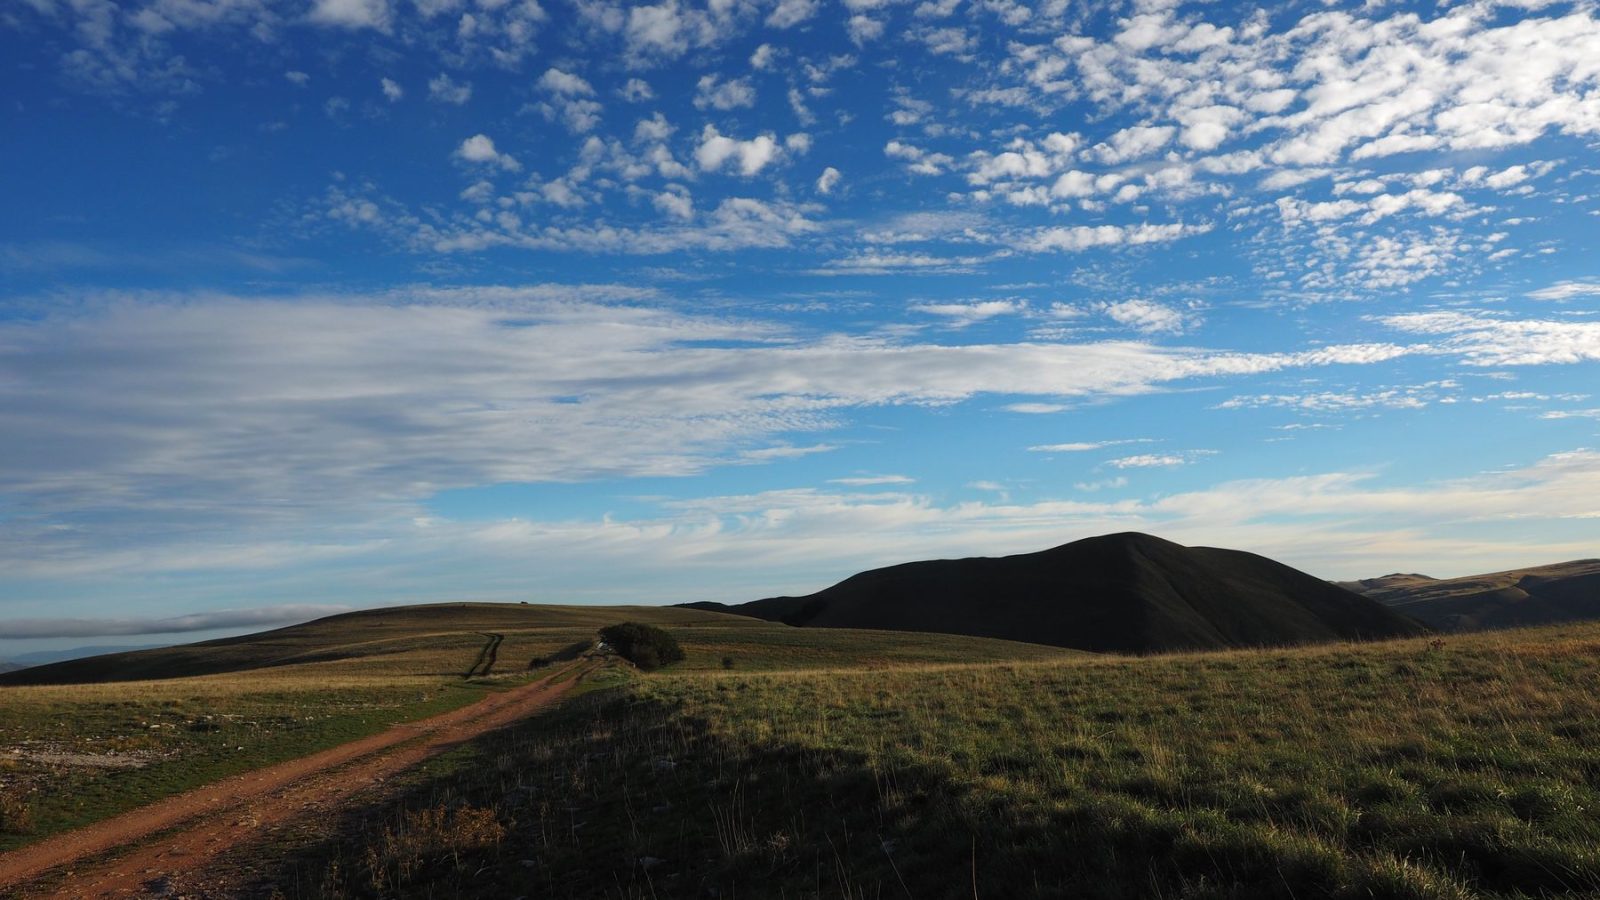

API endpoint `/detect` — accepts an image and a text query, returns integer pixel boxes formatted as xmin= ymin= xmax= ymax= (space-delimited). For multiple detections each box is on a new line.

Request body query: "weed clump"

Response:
xmin=362 ymin=802 xmax=506 ymax=891
xmin=599 ymin=622 xmax=685 ymax=671
xmin=0 ymin=791 xmax=33 ymax=834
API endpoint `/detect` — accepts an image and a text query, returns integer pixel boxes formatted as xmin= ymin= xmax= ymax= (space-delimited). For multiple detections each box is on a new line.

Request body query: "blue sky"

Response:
xmin=3 ymin=0 xmax=1600 ymax=651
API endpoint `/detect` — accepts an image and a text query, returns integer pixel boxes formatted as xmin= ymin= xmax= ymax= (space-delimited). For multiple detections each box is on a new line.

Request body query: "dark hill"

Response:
xmin=1344 ymin=559 xmax=1600 ymax=632
xmin=685 ymin=532 xmax=1428 ymax=654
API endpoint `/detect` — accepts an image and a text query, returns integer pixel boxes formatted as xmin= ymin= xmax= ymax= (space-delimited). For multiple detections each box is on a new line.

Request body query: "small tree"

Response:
xmin=598 ymin=622 xmax=685 ymax=671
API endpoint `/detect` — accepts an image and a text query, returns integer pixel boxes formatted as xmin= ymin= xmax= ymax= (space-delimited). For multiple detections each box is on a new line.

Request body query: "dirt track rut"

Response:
xmin=0 ymin=668 xmax=582 ymax=898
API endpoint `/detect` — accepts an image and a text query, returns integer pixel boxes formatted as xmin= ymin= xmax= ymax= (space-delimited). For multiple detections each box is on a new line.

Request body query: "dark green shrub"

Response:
xmin=598 ymin=623 xmax=685 ymax=671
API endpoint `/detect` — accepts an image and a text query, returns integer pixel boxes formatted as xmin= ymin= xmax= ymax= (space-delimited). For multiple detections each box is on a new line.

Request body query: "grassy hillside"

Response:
xmin=0 ymin=603 xmax=1075 ymax=852
xmin=1342 ymin=560 xmax=1600 ymax=632
xmin=0 ymin=602 xmax=744 ymax=686
xmin=274 ymin=623 xmax=1600 ymax=899
xmin=694 ymin=532 xmax=1428 ymax=653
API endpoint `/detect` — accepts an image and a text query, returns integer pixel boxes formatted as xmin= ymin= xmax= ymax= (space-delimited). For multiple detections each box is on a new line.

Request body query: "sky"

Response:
xmin=2 ymin=0 xmax=1600 ymax=654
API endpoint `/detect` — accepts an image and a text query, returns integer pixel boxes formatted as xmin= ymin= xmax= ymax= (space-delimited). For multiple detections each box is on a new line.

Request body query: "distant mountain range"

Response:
xmin=682 ymin=532 xmax=1428 ymax=654
xmin=0 ymin=643 xmax=166 ymax=675
xmin=1339 ymin=559 xmax=1600 ymax=632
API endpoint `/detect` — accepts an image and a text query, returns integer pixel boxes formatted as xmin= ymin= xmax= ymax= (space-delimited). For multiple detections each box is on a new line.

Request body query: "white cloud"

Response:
xmin=624 ymin=0 xmax=709 ymax=59
xmin=829 ymin=474 xmax=915 ymax=485
xmin=652 ymin=185 xmax=694 ymax=220
xmin=1528 ymin=282 xmax=1600 ymax=302
xmin=308 ymin=0 xmax=390 ymax=29
xmin=1218 ymin=384 xmax=1454 ymax=412
xmin=1381 ymin=311 xmax=1600 ymax=366
xmin=767 ymin=0 xmax=816 ymax=27
xmin=694 ymin=74 xmax=756 ymax=110
xmin=1107 ymin=453 xmax=1191 ymax=469
xmin=380 ymin=77 xmax=403 ymax=101
xmin=816 ymin=166 xmax=841 ymax=195
xmin=910 ymin=299 xmax=1024 ymax=327
xmin=1100 ymin=299 xmax=1196 ymax=334
xmin=620 ymin=78 xmax=655 ymax=102
xmin=884 ymin=140 xmax=954 ymax=175
xmin=538 ymin=67 xmax=595 ymax=96
xmin=1028 ymin=439 xmax=1149 ymax=452
xmin=1005 ymin=403 xmax=1067 ymax=414
xmin=695 ymin=125 xmax=780 ymax=175
xmin=536 ymin=69 xmax=603 ymax=132
xmin=428 ymin=73 xmax=472 ymax=104
xmin=1022 ymin=222 xmax=1211 ymax=253
xmin=0 ymin=290 xmax=1433 ymax=545
xmin=454 ymin=134 xmax=521 ymax=171
xmin=1091 ymin=125 xmax=1174 ymax=164
xmin=848 ymin=14 xmax=884 ymax=45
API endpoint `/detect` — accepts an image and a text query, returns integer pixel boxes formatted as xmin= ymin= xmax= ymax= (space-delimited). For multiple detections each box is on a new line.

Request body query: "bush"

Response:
xmin=598 ymin=623 xmax=685 ymax=671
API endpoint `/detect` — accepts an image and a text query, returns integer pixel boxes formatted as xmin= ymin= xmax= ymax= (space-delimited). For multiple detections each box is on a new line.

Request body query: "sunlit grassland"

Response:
xmin=0 ymin=606 xmax=1075 ymax=855
xmin=294 ymin=623 xmax=1600 ymax=899
xmin=0 ymin=672 xmax=485 ymax=851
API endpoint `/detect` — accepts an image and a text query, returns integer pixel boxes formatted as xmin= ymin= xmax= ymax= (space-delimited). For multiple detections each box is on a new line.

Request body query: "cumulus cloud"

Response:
xmin=848 ymin=15 xmax=885 ymax=45
xmin=695 ymin=125 xmax=780 ymax=175
xmin=620 ymin=78 xmax=655 ymax=102
xmin=380 ymin=77 xmax=403 ymax=101
xmin=815 ymin=166 xmax=841 ymax=194
xmin=538 ymin=67 xmax=594 ymax=96
xmin=308 ymin=0 xmax=390 ymax=29
xmin=454 ymin=134 xmax=521 ymax=171
xmin=535 ymin=68 xmax=603 ymax=132
xmin=767 ymin=0 xmax=816 ymax=27
xmin=1023 ymin=222 xmax=1211 ymax=253
xmin=884 ymin=140 xmax=954 ymax=175
xmin=428 ymin=73 xmax=472 ymax=104
xmin=694 ymin=74 xmax=756 ymax=110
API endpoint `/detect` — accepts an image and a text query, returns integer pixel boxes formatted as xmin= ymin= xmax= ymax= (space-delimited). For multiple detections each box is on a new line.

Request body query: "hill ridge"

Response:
xmin=684 ymin=532 xmax=1427 ymax=654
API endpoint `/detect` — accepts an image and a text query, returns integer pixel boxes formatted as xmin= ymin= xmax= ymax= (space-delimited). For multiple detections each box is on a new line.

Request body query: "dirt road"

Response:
xmin=0 ymin=667 xmax=583 ymax=898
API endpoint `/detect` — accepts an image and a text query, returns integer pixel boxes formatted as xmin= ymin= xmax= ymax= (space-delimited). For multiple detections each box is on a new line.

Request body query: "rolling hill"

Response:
xmin=0 ymin=603 xmax=742 ymax=686
xmin=684 ymin=531 xmax=1428 ymax=653
xmin=1339 ymin=558 xmax=1600 ymax=631
xmin=0 ymin=601 xmax=1077 ymax=687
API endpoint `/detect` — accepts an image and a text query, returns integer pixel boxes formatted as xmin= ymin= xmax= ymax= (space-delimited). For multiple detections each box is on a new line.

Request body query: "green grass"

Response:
xmin=0 ymin=676 xmax=490 ymax=852
xmin=0 ymin=603 xmax=1074 ymax=857
xmin=278 ymin=623 xmax=1600 ymax=899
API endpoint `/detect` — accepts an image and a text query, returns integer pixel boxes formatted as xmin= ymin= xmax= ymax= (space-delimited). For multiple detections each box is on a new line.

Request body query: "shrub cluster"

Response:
xmin=598 ymin=622 xmax=685 ymax=671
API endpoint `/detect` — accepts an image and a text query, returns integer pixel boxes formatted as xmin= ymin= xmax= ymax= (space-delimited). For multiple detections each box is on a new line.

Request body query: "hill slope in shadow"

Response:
xmin=684 ymin=532 xmax=1428 ymax=654
xmin=1339 ymin=559 xmax=1600 ymax=632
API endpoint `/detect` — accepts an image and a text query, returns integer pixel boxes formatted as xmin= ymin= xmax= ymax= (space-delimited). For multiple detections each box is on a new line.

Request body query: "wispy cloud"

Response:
xmin=0 ymin=605 xmax=351 ymax=639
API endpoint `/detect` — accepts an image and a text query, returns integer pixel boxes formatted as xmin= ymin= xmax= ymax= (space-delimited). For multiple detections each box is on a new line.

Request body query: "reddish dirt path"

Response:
xmin=0 ymin=668 xmax=584 ymax=898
